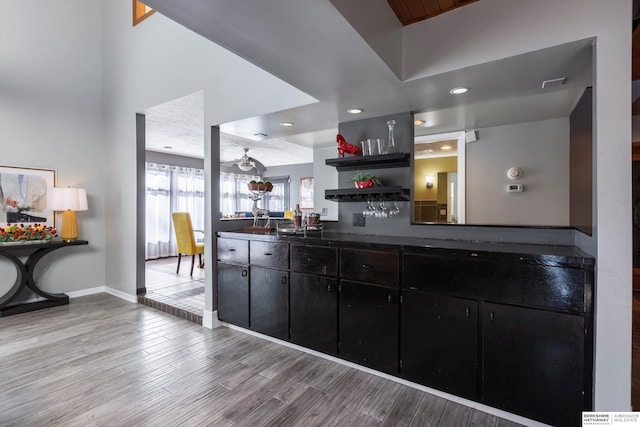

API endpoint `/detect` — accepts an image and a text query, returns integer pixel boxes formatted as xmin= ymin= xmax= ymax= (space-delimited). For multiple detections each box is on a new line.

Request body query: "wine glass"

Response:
xmin=363 ymin=199 xmax=375 ymax=217
xmin=376 ymin=198 xmax=388 ymax=218
xmin=390 ymin=201 xmax=400 ymax=217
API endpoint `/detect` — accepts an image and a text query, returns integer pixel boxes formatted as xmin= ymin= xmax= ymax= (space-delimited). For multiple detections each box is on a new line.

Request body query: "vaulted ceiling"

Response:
xmin=142 ymin=0 xmax=594 ymax=164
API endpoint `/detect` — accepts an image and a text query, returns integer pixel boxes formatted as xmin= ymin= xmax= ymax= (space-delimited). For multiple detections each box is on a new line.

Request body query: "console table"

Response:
xmin=0 ymin=239 xmax=88 ymax=317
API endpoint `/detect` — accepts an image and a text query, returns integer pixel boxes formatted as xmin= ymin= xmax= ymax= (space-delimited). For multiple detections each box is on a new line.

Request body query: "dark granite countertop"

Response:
xmin=218 ymin=230 xmax=594 ymax=268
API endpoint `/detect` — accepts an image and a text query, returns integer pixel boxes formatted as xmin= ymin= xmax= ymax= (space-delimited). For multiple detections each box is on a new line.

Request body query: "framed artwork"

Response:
xmin=300 ymin=177 xmax=314 ymax=209
xmin=0 ymin=166 xmax=56 ymax=227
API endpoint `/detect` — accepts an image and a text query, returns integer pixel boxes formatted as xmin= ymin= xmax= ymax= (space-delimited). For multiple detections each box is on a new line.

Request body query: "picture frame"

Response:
xmin=0 ymin=165 xmax=56 ymax=228
xmin=300 ymin=177 xmax=314 ymax=209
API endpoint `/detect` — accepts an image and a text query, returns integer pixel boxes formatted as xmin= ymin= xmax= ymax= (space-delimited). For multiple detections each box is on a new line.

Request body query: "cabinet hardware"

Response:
xmin=242 ymin=269 xmax=248 ymax=277
xmin=490 ymin=312 xmax=495 ymax=322
xmin=362 ymin=264 xmax=372 ymax=269
xmin=307 ymin=257 xmax=316 ymax=262
xmin=281 ymin=276 xmax=287 ymax=284
xmin=264 ymin=252 xmax=273 ymax=256
xmin=229 ymin=248 xmax=236 ymax=252
xmin=465 ymin=307 xmax=470 ymax=318
xmin=388 ymin=294 xmax=392 ymax=303
xmin=328 ymin=284 xmax=333 ymax=292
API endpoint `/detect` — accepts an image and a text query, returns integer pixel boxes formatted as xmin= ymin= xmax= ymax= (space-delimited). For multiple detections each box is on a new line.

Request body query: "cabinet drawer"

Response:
xmin=291 ymin=244 xmax=337 ymax=276
xmin=217 ymin=238 xmax=248 ymax=264
xmin=495 ymin=262 xmax=586 ymax=313
xmin=403 ymin=252 xmax=497 ymax=296
xmin=340 ymin=248 xmax=398 ymax=287
xmin=250 ymin=240 xmax=289 ymax=269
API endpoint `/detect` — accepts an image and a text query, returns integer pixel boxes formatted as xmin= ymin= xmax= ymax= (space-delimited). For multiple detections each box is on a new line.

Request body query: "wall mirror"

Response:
xmin=411 ymin=38 xmax=594 ymax=227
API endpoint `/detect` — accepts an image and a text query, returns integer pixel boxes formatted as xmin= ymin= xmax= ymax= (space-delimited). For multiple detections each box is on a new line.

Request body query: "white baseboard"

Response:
xmin=203 ymin=309 xmax=222 ymax=329
xmin=104 ymin=287 xmax=138 ymax=303
xmin=67 ymin=286 xmax=106 ymax=299
xmin=221 ymin=323 xmax=545 ymax=427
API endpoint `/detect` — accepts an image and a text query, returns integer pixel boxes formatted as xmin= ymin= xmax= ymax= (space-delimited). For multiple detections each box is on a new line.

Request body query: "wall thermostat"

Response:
xmin=507 ymin=167 xmax=522 ymax=180
xmin=506 ymin=184 xmax=524 ymax=193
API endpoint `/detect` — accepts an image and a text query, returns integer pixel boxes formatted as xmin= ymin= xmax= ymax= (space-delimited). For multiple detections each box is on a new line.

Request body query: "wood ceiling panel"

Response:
xmin=436 ymin=0 xmax=456 ymax=12
xmin=387 ymin=0 xmax=480 ymax=26
xmin=386 ymin=0 xmax=414 ymax=26
xmin=421 ymin=0 xmax=442 ymax=16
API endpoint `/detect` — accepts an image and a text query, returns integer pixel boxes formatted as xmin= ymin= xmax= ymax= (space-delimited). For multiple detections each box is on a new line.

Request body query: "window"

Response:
xmin=145 ymin=163 xmax=204 ymax=260
xmin=264 ymin=176 xmax=290 ymax=212
xmin=220 ymin=172 xmax=261 ymax=217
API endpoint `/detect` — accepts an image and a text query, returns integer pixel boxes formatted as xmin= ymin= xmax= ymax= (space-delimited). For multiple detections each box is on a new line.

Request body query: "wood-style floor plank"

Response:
xmin=0 ymin=294 xmax=526 ymax=426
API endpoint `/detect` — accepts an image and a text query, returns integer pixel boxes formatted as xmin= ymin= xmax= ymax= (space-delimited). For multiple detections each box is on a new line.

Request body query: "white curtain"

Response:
xmin=145 ymin=163 xmax=205 ymax=260
xmin=220 ymin=172 xmax=261 ymax=217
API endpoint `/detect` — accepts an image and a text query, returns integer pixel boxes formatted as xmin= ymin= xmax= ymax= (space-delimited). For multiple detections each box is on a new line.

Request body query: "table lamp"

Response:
xmin=48 ymin=187 xmax=88 ymax=241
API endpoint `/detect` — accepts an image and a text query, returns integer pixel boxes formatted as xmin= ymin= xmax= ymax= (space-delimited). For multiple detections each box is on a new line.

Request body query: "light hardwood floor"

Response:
xmin=0 ymin=294 xmax=525 ymax=426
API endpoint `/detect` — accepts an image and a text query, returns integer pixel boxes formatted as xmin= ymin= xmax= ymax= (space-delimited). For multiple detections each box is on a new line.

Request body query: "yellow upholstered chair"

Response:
xmin=171 ymin=212 xmax=204 ymax=276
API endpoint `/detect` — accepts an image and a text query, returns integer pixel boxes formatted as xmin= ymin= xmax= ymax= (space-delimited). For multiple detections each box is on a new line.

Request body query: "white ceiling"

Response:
xmin=143 ymin=91 xmax=314 ymax=167
xmin=141 ymin=0 xmax=593 ymax=167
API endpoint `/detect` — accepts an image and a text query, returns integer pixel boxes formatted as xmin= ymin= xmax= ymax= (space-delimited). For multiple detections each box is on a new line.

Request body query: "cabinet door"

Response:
xmin=401 ymin=290 xmax=478 ymax=400
xmin=250 ymin=266 xmax=289 ymax=340
xmin=339 ymin=280 xmax=398 ymax=374
xmin=482 ymin=302 xmax=585 ymax=427
xmin=217 ymin=262 xmax=249 ymax=328
xmin=290 ymin=273 xmax=338 ymax=355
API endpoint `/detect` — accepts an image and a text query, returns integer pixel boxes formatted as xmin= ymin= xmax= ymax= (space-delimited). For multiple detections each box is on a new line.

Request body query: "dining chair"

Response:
xmin=171 ymin=212 xmax=204 ymax=276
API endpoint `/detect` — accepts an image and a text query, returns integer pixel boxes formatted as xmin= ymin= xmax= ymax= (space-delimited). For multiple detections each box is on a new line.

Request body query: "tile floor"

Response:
xmin=140 ymin=256 xmax=205 ymax=324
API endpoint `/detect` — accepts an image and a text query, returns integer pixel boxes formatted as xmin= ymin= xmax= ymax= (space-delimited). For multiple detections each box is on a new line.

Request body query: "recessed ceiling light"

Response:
xmin=347 ymin=108 xmax=363 ymax=114
xmin=163 ymin=146 xmax=173 ymax=149
xmin=441 ymin=145 xmax=452 ymax=150
xmin=280 ymin=122 xmax=294 ymax=127
xmin=450 ymin=87 xmax=468 ymax=95
xmin=414 ymin=120 xmax=425 ymax=126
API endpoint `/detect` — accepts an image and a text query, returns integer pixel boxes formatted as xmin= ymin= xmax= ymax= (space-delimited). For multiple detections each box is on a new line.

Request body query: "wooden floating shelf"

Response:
xmin=325 ymin=186 xmax=410 ymax=202
xmin=325 ymin=152 xmax=410 ymax=171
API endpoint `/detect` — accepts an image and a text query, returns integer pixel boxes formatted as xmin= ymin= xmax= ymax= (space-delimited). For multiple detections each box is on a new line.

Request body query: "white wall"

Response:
xmin=100 ymin=0 xmax=318 ymax=313
xmin=263 ymin=163 xmax=313 ymax=212
xmin=401 ymin=0 xmax=632 ymax=410
xmin=466 ymin=119 xmax=569 ymax=226
xmin=0 ymin=0 xmax=106 ymax=296
xmin=313 ymin=146 xmax=339 ymax=221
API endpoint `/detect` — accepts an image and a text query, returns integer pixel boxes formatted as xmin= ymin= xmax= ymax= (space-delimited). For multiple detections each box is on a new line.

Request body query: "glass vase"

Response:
xmin=386 ymin=120 xmax=396 ymax=154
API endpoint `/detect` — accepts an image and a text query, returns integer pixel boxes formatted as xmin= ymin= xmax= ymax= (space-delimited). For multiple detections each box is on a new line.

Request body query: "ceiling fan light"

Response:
xmin=238 ymin=163 xmax=254 ymax=171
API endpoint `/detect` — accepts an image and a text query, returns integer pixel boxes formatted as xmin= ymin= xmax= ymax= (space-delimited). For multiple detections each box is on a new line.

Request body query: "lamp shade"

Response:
xmin=48 ymin=188 xmax=88 ymax=212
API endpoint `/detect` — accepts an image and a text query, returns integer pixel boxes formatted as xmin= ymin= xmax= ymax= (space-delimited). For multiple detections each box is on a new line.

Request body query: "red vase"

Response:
xmin=355 ymin=179 xmax=375 ymax=189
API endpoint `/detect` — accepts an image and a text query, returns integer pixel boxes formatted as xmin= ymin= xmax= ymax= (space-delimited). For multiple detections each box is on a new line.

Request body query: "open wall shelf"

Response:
xmin=325 ymin=153 xmax=410 ymax=171
xmin=325 ymin=186 xmax=410 ymax=202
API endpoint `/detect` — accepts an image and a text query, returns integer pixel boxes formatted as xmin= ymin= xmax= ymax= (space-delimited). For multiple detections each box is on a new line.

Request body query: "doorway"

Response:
xmin=136 ymin=91 xmax=207 ymax=324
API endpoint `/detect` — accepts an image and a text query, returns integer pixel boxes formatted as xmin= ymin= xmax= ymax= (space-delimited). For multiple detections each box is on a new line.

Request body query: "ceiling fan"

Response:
xmin=222 ymin=148 xmax=266 ymax=175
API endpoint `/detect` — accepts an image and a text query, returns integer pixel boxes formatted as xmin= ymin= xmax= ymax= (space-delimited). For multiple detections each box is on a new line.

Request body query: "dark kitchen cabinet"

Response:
xmin=290 ymin=272 xmax=338 ymax=355
xmin=340 ymin=279 xmax=399 ymax=375
xmin=250 ymin=266 xmax=289 ymax=340
xmin=217 ymin=238 xmax=249 ymax=327
xmin=216 ymin=232 xmax=594 ymax=427
xmin=401 ymin=290 xmax=478 ymax=400
xmin=482 ymin=302 xmax=585 ymax=427
xmin=216 ymin=262 xmax=249 ymax=328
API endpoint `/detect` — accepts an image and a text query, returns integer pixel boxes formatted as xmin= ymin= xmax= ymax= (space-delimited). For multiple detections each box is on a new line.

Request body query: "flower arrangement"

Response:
xmin=0 ymin=223 xmax=57 ymax=243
